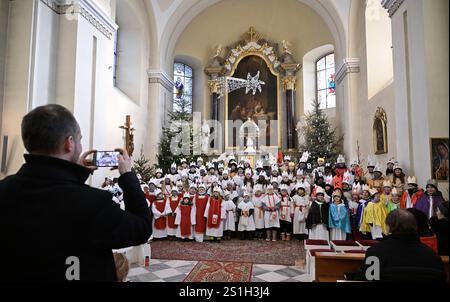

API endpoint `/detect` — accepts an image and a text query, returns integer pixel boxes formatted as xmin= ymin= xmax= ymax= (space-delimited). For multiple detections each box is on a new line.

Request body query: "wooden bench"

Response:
xmin=442 ymin=256 xmax=449 ymax=282
xmin=315 ymin=252 xmax=450 ymax=282
xmin=315 ymin=252 xmax=364 ymax=282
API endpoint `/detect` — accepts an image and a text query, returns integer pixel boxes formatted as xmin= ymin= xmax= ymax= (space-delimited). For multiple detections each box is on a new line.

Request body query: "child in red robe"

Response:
xmin=204 ymin=186 xmax=226 ymax=241
xmin=175 ymin=194 xmax=196 ymax=240
xmin=194 ymin=183 xmax=209 ymax=242
xmin=167 ymin=187 xmax=181 ymax=240
xmin=152 ymin=190 xmax=172 ymax=239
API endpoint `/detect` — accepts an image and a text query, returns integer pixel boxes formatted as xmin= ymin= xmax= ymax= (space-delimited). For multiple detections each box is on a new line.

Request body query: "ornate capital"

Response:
xmin=335 ymin=58 xmax=360 ymax=84
xmin=281 ymin=63 xmax=301 ymax=75
xmin=381 ymin=0 xmax=405 ymax=18
xmin=204 ymin=67 xmax=224 ymax=78
xmin=282 ymin=75 xmax=297 ymax=91
xmin=208 ymin=79 xmax=222 ymax=95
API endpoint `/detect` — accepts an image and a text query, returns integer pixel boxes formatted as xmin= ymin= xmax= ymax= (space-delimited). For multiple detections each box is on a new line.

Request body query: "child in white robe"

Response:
xmin=175 ymin=194 xmax=196 ymax=240
xmin=252 ymin=184 xmax=266 ymax=239
xmin=292 ymin=184 xmax=309 ymax=239
xmin=237 ymin=191 xmax=256 ymax=239
xmin=262 ymin=184 xmax=281 ymax=241
xmin=151 ymin=190 xmax=172 ymax=239
xmin=222 ymin=190 xmax=236 ymax=240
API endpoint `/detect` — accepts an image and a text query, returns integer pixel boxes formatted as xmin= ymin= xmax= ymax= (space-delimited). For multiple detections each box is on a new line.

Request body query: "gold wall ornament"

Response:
xmin=373 ymin=107 xmax=388 ymax=155
xmin=244 ymin=26 xmax=263 ymax=43
xmin=208 ymin=79 xmax=222 ymax=94
xmin=282 ymin=75 xmax=297 ymax=91
xmin=119 ymin=115 xmax=135 ymax=157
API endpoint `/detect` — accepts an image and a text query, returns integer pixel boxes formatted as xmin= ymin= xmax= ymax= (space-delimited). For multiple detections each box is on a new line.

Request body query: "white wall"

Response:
xmin=365 ymin=0 xmax=393 ymax=100
xmin=390 ymin=0 xmax=449 ymax=198
xmin=115 ymin=0 xmax=142 ymax=104
xmin=361 ymin=84 xmax=397 ymax=170
xmin=0 ymin=0 xmax=35 ymax=178
xmin=0 ymin=0 xmax=153 ymax=187
xmin=32 ymin=1 xmax=59 ymax=108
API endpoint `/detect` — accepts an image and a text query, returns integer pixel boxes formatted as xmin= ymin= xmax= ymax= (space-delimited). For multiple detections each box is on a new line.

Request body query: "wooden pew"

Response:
xmin=315 ymin=252 xmax=450 ymax=282
xmin=442 ymin=256 xmax=449 ymax=282
xmin=315 ymin=252 xmax=364 ymax=282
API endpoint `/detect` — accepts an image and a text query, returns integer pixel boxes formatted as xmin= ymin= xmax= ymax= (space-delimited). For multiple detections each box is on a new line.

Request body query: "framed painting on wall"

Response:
xmin=225 ymin=54 xmax=280 ymax=150
xmin=430 ymin=138 xmax=449 ymax=181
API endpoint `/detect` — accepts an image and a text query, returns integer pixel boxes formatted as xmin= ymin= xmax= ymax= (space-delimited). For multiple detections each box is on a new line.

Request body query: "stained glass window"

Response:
xmin=173 ymin=63 xmax=193 ymax=113
xmin=316 ymin=53 xmax=336 ymax=109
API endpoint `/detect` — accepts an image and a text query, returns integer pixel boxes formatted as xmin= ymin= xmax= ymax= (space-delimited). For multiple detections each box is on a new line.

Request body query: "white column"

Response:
xmin=0 ymin=0 xmax=36 ymax=178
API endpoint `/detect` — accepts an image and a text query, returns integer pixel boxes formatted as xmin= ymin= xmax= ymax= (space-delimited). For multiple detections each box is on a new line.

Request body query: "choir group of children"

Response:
xmin=105 ymin=152 xmax=443 ymax=243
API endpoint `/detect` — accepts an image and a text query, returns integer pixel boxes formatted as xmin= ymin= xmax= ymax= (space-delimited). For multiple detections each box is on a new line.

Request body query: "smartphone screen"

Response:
xmin=94 ymin=151 xmax=120 ymax=167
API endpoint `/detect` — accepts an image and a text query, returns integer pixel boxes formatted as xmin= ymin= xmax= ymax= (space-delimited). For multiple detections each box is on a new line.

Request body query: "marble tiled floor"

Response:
xmin=127 ymin=259 xmax=309 ymax=282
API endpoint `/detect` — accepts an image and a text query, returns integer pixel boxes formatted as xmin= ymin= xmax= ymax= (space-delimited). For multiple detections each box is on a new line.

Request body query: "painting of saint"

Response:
xmin=431 ymin=138 xmax=449 ymax=181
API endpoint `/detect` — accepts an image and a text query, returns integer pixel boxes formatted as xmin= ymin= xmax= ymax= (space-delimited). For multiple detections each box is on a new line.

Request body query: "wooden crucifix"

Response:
xmin=119 ymin=115 xmax=135 ymax=157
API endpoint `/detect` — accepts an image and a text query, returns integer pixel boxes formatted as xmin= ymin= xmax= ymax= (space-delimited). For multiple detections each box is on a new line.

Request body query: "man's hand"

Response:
xmin=115 ymin=148 xmax=132 ymax=175
xmin=78 ymin=150 xmax=98 ymax=172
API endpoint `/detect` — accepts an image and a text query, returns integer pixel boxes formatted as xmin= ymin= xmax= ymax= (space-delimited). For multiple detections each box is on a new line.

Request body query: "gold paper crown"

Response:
xmin=383 ymin=180 xmax=392 ymax=188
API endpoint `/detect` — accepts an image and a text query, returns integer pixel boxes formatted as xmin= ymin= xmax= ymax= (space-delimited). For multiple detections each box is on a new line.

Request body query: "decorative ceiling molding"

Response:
xmin=147 ymin=69 xmax=174 ymax=91
xmin=381 ymin=0 xmax=405 ymax=18
xmin=335 ymin=58 xmax=360 ymax=84
xmin=39 ymin=0 xmax=118 ymax=39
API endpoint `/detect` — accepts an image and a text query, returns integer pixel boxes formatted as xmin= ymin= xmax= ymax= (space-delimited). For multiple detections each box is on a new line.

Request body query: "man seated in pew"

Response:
xmin=357 ymin=209 xmax=446 ymax=282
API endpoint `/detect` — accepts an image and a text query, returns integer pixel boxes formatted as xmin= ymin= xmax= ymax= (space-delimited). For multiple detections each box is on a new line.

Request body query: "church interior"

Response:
xmin=0 ymin=0 xmax=448 ymax=283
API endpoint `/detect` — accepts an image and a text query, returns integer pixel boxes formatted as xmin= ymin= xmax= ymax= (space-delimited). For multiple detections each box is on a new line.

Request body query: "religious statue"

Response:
xmin=295 ymin=117 xmax=307 ymax=147
xmin=213 ymin=44 xmax=223 ymax=58
xmin=201 ymin=122 xmax=211 ymax=154
xmin=281 ymin=40 xmax=293 ymax=55
xmin=119 ymin=115 xmax=135 ymax=157
xmin=244 ymin=137 xmax=256 ymax=153
xmin=209 ymin=44 xmax=224 ymax=67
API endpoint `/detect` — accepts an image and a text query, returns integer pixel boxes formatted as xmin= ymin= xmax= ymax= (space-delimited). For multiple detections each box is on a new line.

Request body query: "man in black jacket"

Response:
xmin=0 ymin=104 xmax=152 ymax=281
xmin=357 ymin=209 xmax=445 ymax=282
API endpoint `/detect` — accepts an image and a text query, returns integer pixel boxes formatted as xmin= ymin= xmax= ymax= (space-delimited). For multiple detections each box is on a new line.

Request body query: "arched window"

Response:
xmin=173 ymin=62 xmax=193 ymax=113
xmin=316 ymin=53 xmax=336 ymax=109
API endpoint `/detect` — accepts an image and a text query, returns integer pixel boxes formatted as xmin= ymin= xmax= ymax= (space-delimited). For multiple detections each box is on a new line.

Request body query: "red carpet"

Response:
xmin=151 ymin=239 xmax=305 ymax=266
xmin=184 ymin=261 xmax=252 ymax=282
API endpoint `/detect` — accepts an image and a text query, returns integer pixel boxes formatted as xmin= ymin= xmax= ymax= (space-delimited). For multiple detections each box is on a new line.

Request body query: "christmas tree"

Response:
xmin=132 ymin=146 xmax=154 ymax=182
xmin=298 ymin=98 xmax=343 ymax=164
xmin=157 ymin=96 xmax=197 ymax=173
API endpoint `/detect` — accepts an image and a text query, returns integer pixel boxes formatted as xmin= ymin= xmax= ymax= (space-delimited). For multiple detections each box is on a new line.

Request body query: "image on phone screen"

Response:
xmin=94 ymin=151 xmax=120 ymax=167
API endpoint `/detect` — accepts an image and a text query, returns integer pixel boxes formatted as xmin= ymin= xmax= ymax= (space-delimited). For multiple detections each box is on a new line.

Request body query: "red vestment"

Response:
xmin=179 ymin=204 xmax=192 ymax=237
xmin=207 ymin=197 xmax=222 ymax=229
xmin=167 ymin=195 xmax=181 ymax=228
xmin=145 ymin=192 xmax=156 ymax=207
xmin=195 ymin=194 xmax=209 ymax=233
xmin=154 ymin=200 xmax=167 ymax=230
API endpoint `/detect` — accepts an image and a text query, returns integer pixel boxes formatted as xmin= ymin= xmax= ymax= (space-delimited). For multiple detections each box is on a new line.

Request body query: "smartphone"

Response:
xmin=93 ymin=151 xmax=120 ymax=167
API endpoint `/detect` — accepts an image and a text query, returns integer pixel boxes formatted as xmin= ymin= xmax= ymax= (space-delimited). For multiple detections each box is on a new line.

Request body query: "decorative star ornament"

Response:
xmin=245 ymin=71 xmax=265 ymax=95
xmin=217 ymin=71 xmax=266 ymax=99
